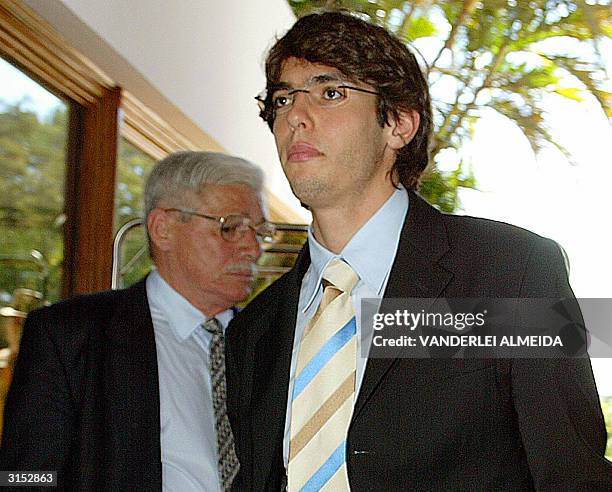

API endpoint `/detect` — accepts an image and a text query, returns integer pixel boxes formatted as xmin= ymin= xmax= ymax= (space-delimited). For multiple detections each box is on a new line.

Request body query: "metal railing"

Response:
xmin=111 ymin=218 xmax=146 ymax=290
xmin=111 ymin=219 xmax=308 ymax=289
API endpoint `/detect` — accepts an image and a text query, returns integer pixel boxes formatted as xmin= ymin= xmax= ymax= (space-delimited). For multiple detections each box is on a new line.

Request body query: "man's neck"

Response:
xmin=311 ymin=185 xmax=396 ymax=253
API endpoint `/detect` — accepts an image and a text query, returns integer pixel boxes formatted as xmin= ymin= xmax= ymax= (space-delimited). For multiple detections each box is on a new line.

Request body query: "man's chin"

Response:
xmin=225 ymin=283 xmax=254 ymax=302
xmin=289 ymin=179 xmax=331 ymax=209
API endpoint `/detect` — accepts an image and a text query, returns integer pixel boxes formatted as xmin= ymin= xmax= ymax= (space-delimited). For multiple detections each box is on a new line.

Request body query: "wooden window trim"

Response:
xmin=0 ymin=0 xmax=112 ymax=105
xmin=120 ymin=91 xmax=198 ymax=161
xmin=0 ymin=0 xmax=207 ymax=295
xmin=62 ymin=87 xmax=122 ymax=295
xmin=0 ymin=0 xmax=122 ymax=295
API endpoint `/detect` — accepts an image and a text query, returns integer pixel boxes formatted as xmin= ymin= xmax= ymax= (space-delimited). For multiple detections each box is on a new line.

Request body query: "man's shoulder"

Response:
xmin=441 ymin=212 xmax=559 ymax=256
xmin=25 ymin=278 xmax=147 ymax=336
xmin=436 ymin=212 xmax=570 ymax=295
xmin=410 ymin=191 xmax=556 ymax=256
xmin=444 ymin=212 xmax=539 ymax=240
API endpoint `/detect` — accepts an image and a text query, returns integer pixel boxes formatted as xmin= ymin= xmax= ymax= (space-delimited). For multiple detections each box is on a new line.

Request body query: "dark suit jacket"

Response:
xmin=0 ymin=279 xmax=162 ymax=491
xmin=226 ymin=190 xmax=612 ymax=491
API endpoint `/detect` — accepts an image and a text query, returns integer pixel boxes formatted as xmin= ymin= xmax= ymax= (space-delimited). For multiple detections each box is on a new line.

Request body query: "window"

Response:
xmin=0 ymin=56 xmax=68 ymax=304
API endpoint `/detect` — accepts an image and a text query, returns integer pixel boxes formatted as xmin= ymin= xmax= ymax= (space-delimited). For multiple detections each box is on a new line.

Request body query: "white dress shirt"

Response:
xmin=282 ymin=187 xmax=409 ymax=464
xmin=146 ymin=270 xmax=234 ymax=492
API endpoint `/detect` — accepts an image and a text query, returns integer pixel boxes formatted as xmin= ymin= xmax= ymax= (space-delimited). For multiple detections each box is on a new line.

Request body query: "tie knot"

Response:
xmin=203 ymin=317 xmax=223 ymax=335
xmin=322 ymin=258 xmax=359 ymax=293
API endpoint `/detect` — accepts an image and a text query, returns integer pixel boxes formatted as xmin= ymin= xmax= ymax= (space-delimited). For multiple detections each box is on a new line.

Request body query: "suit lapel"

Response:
xmin=103 ymin=278 xmax=162 ymax=489
xmin=251 ymin=246 xmax=310 ymax=490
xmin=354 ymin=191 xmax=453 ymax=418
xmin=250 ymin=192 xmax=453 ymax=481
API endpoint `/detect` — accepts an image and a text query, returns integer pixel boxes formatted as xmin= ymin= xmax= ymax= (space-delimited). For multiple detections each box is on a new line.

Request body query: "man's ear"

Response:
xmin=147 ymin=208 xmax=173 ymax=253
xmin=385 ymin=109 xmax=420 ymax=151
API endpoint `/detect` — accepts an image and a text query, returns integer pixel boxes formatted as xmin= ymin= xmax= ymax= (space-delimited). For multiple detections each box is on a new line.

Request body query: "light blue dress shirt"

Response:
xmin=282 ymin=187 xmax=409 ymax=464
xmin=146 ymin=270 xmax=234 ymax=492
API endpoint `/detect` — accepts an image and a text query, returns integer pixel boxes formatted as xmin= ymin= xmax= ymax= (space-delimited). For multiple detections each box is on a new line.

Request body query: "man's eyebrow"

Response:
xmin=271 ymin=72 xmax=345 ymax=90
xmin=310 ymin=73 xmax=344 ymax=84
xmin=268 ymin=82 xmax=291 ymax=91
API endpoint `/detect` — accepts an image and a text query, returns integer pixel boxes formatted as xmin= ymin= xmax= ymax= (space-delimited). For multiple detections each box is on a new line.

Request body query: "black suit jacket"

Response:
xmin=226 ymin=190 xmax=612 ymax=491
xmin=0 ymin=279 xmax=162 ymax=491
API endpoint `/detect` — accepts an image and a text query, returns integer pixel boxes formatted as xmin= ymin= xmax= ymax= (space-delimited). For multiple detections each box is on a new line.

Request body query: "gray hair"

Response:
xmin=143 ymin=151 xmax=264 ymax=258
xmin=144 ymin=151 xmax=264 ymax=221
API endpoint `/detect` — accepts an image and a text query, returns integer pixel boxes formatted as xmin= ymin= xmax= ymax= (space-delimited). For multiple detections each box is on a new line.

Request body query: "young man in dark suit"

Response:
xmin=0 ymin=151 xmax=275 ymax=491
xmin=226 ymin=10 xmax=611 ymax=491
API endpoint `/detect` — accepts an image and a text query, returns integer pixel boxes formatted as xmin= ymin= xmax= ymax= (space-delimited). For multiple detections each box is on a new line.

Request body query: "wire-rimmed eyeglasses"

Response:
xmin=255 ymin=77 xmax=380 ymax=124
xmin=162 ymin=208 xmax=276 ymax=243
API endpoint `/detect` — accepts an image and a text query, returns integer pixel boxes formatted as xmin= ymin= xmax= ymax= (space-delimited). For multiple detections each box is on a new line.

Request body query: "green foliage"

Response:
xmin=0 ymin=99 xmax=158 ymax=299
xmin=0 ymin=100 xmax=68 ymax=303
xmin=402 ymin=15 xmax=437 ymax=40
xmin=112 ymin=139 xmax=156 ymax=288
xmin=115 ymin=139 xmax=155 ymax=226
xmin=419 ymin=163 xmax=476 ymax=213
xmin=287 ymin=0 xmax=611 ymax=209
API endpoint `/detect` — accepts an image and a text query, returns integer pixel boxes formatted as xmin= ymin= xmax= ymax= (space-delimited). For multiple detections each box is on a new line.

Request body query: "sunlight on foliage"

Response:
xmin=288 ymin=0 xmax=611 ymax=210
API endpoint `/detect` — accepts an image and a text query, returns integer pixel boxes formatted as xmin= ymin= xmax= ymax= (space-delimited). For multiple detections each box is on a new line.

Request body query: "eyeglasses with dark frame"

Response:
xmin=255 ymin=77 xmax=380 ymax=123
xmin=162 ymin=207 xmax=276 ymax=244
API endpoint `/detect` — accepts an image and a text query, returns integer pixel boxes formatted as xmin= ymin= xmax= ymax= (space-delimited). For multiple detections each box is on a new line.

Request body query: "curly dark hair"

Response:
xmin=259 ymin=10 xmax=432 ymax=190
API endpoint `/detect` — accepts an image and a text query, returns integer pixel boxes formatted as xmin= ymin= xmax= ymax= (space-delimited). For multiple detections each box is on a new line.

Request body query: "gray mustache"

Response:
xmin=225 ymin=262 xmax=257 ymax=274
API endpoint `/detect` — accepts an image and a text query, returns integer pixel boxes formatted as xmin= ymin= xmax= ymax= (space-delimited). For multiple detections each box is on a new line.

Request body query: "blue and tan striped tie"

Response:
xmin=288 ymin=258 xmax=359 ymax=491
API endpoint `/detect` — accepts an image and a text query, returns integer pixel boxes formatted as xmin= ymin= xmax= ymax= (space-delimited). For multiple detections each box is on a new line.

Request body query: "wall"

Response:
xmin=24 ymin=0 xmax=306 ymax=219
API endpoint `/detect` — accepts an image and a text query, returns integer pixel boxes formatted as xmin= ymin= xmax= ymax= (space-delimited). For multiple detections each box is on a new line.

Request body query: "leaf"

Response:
xmin=402 ymin=15 xmax=437 ymax=40
xmin=553 ymin=86 xmax=584 ymax=102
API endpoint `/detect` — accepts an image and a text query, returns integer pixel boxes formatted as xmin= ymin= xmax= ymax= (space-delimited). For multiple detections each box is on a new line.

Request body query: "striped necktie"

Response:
xmin=288 ymin=258 xmax=359 ymax=491
xmin=203 ymin=318 xmax=240 ymax=491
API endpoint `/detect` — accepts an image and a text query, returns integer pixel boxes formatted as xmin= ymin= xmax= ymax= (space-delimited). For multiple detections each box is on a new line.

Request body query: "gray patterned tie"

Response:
xmin=203 ymin=318 xmax=240 ymax=491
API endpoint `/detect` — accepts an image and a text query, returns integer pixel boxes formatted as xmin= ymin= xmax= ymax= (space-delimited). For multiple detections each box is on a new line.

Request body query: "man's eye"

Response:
xmin=223 ymin=222 xmax=249 ymax=233
xmin=272 ymin=95 xmax=290 ymax=108
xmin=322 ymin=87 xmax=344 ymax=100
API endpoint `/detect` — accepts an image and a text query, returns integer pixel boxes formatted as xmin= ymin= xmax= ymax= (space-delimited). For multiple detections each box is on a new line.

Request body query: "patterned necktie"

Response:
xmin=288 ymin=259 xmax=359 ymax=492
xmin=203 ymin=318 xmax=240 ymax=491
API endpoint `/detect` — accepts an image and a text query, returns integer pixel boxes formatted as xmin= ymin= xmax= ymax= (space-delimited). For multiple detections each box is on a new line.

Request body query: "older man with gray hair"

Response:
xmin=1 ymin=151 xmax=273 ymax=491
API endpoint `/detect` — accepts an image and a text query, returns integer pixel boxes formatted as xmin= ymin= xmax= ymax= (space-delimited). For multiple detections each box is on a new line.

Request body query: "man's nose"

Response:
xmin=240 ymin=227 xmax=262 ymax=260
xmin=286 ymin=91 xmax=314 ymax=130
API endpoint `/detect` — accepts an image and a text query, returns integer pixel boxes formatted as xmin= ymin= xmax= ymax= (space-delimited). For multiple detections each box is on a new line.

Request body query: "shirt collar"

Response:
xmin=303 ymin=187 xmax=409 ymax=310
xmin=146 ymin=269 xmax=233 ymax=341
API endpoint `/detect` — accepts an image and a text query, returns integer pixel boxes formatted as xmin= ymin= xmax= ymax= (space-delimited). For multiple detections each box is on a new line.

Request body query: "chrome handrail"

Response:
xmin=111 ymin=218 xmax=144 ymax=290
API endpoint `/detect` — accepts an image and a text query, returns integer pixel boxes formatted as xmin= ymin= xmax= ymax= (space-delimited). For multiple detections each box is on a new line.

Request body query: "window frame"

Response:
xmin=0 ymin=0 xmax=202 ymax=296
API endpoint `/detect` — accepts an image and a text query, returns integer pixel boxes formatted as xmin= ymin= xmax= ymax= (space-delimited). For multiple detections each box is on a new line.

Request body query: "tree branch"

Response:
xmin=431 ymin=0 xmax=478 ymax=68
